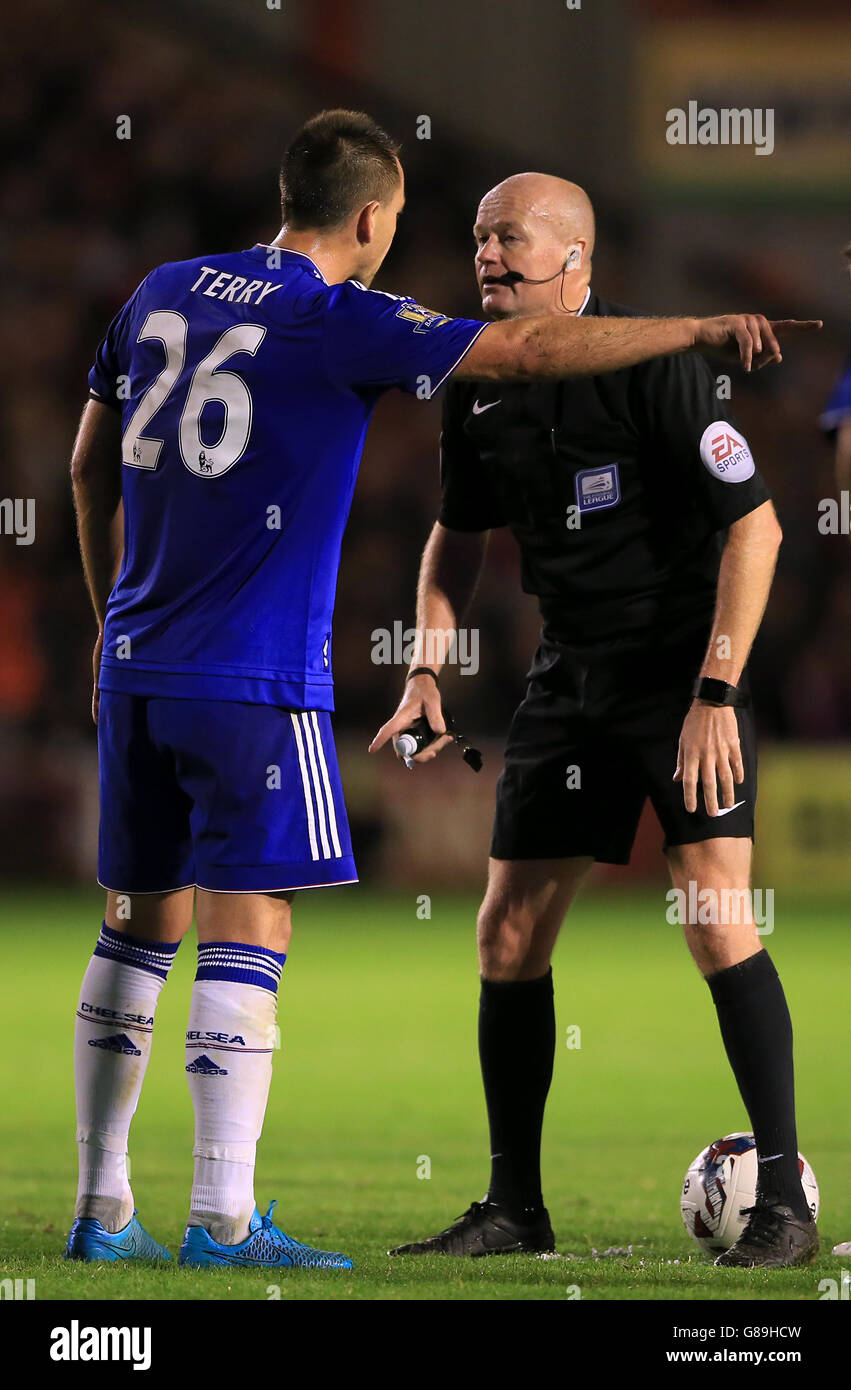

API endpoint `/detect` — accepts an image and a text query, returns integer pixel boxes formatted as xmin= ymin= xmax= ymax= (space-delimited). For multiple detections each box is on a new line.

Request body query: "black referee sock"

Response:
xmin=478 ymin=969 xmax=555 ymax=1219
xmin=706 ymin=950 xmax=810 ymax=1221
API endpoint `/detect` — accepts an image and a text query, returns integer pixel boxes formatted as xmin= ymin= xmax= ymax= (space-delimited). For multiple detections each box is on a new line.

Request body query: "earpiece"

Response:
xmin=565 ymin=247 xmax=581 ymax=269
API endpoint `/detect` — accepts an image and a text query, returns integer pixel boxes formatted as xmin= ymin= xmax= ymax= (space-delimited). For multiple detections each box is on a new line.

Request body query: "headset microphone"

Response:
xmin=490 ymin=247 xmax=581 ymax=288
xmin=496 ymin=263 xmax=566 ymax=287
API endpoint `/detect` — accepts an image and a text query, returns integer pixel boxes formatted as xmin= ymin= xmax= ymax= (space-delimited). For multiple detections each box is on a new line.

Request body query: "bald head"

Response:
xmin=478 ymin=173 xmax=595 ymax=257
xmin=474 ymin=173 xmax=596 ymax=318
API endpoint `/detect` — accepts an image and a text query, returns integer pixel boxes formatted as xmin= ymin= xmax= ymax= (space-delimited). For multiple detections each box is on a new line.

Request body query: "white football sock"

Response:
xmin=74 ymin=924 xmax=179 ymax=1231
xmin=185 ymin=942 xmax=284 ymax=1245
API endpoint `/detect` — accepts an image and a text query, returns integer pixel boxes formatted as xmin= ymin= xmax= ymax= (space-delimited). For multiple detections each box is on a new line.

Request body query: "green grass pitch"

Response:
xmin=1 ymin=884 xmax=848 ymax=1302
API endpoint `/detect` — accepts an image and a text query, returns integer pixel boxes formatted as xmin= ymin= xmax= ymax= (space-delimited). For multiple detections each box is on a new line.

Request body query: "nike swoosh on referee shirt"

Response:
xmin=472 ymin=399 xmax=500 ymax=414
xmin=714 ymin=801 xmax=746 ymax=817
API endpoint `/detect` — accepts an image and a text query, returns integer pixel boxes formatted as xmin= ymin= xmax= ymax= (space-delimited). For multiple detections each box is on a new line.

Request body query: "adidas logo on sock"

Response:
xmin=88 ymin=1033 xmax=142 ymax=1056
xmin=185 ymin=1054 xmax=228 ymax=1076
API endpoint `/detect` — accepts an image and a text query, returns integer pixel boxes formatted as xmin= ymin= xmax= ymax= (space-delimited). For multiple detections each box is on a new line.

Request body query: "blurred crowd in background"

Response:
xmin=1 ymin=0 xmax=849 ymax=880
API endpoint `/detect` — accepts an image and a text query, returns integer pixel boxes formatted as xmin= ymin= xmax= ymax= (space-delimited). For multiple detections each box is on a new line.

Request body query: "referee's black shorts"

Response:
xmin=491 ymin=625 xmax=757 ymax=865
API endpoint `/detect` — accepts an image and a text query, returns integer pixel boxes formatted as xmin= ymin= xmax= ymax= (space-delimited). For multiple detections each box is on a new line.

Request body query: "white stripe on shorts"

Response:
xmin=300 ymin=712 xmax=332 ymax=859
xmin=310 ymin=711 xmax=343 ymax=857
xmin=290 ymin=712 xmax=319 ymax=861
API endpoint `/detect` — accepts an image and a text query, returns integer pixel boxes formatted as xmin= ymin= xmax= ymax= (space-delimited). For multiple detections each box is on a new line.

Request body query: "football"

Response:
xmin=681 ymin=1132 xmax=819 ymax=1256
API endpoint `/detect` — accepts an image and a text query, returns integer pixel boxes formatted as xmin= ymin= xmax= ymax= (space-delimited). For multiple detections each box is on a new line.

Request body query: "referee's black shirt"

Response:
xmin=438 ymin=291 xmax=771 ymax=646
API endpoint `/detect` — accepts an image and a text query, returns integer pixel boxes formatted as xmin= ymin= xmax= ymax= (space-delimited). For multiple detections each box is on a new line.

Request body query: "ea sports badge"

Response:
xmin=699 ymin=421 xmax=755 ymax=482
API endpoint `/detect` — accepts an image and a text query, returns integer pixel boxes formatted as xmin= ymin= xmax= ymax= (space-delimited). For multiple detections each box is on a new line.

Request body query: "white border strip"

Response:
xmin=431 ymin=321 xmax=490 ymax=394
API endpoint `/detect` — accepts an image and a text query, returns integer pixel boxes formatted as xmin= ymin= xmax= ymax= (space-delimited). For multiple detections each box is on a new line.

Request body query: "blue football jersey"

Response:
xmin=820 ymin=351 xmax=851 ymax=438
xmin=88 ymin=245 xmax=486 ymax=709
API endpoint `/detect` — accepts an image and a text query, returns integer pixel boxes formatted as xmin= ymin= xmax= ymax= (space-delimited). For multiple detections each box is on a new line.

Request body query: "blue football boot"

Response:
xmin=179 ymin=1200 xmax=353 ymax=1269
xmin=64 ymin=1211 xmax=172 ymax=1263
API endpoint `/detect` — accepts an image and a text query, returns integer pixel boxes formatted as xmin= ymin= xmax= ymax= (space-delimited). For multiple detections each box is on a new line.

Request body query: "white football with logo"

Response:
xmin=680 ymin=1132 xmax=819 ymax=1255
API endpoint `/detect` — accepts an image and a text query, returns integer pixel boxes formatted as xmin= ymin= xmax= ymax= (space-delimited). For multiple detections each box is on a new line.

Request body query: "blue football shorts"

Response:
xmin=97 ymin=692 xmax=357 ymax=894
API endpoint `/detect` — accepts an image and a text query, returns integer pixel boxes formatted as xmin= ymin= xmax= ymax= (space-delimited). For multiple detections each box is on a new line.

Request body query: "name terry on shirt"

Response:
xmin=190 ymin=266 xmax=282 ymax=306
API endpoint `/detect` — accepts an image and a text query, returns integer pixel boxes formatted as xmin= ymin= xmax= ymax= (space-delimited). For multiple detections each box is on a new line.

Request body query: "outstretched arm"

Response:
xmin=456 ymin=314 xmax=821 ymax=381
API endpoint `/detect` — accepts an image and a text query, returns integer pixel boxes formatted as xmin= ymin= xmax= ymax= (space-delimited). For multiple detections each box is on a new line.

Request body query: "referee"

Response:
xmin=372 ymin=172 xmax=818 ymax=1268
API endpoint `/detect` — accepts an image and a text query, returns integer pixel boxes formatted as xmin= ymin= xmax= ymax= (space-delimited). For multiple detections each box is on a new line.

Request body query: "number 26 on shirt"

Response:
xmin=121 ymin=309 xmax=265 ymax=478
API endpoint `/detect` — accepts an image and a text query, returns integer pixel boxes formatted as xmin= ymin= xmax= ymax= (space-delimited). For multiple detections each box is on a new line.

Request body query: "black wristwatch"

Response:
xmin=692 ymin=676 xmax=745 ymax=708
